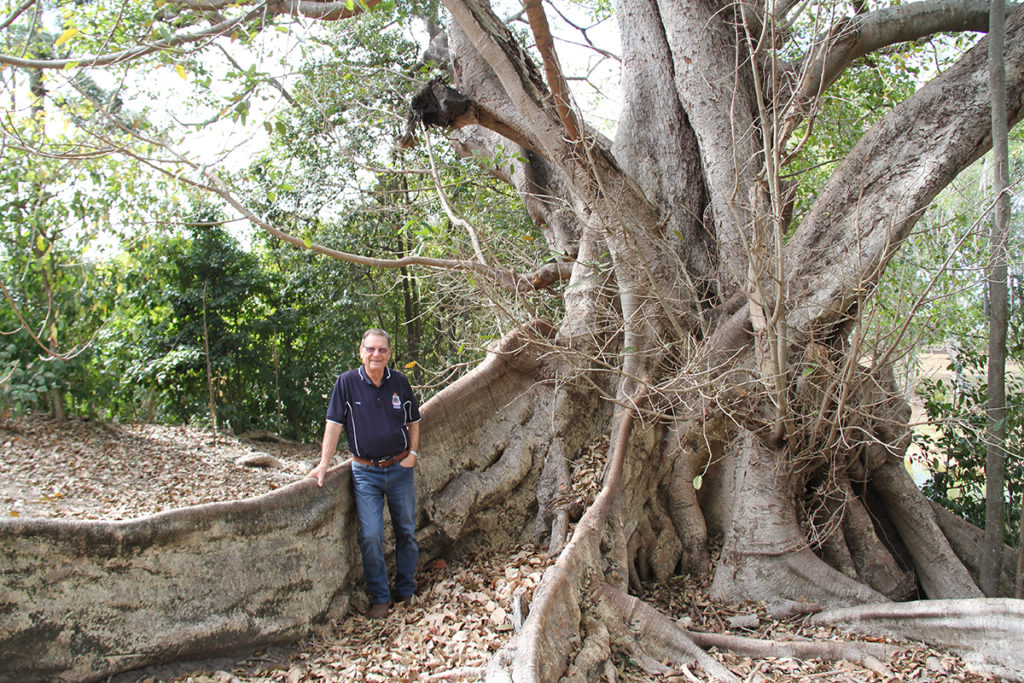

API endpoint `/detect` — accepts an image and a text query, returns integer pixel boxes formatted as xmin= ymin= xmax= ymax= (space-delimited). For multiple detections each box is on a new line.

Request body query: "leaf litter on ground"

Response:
xmin=1 ymin=414 xmax=996 ymax=682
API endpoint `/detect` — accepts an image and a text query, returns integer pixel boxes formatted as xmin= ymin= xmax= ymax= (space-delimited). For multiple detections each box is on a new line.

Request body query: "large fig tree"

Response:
xmin=2 ymin=0 xmax=1024 ymax=680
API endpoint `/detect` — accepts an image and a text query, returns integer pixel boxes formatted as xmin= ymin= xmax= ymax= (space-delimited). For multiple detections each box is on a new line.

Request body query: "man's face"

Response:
xmin=360 ymin=334 xmax=392 ymax=374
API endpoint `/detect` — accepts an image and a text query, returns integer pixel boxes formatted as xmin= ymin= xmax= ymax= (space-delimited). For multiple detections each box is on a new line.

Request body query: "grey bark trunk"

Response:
xmin=981 ymin=0 xmax=1011 ymax=596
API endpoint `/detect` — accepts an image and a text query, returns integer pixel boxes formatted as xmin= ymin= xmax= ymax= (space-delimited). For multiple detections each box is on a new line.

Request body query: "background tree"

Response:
xmin=982 ymin=0 xmax=1013 ymax=594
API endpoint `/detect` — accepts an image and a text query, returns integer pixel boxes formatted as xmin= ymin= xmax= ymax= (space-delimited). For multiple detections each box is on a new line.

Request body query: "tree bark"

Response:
xmin=981 ymin=0 xmax=1011 ymax=596
xmin=814 ymin=599 xmax=1024 ymax=680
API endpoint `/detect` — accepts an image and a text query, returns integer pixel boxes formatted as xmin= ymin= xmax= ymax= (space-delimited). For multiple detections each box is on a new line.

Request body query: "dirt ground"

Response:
xmin=0 ymin=412 xmax=997 ymax=682
xmin=0 ymin=416 xmax=314 ymax=520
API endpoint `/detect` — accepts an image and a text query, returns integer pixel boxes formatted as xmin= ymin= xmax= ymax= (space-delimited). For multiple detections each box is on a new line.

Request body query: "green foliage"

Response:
xmin=867 ymin=139 xmax=1024 ymax=373
xmin=0 ymin=111 xmax=169 ymax=420
xmin=914 ymin=347 xmax=1024 ymax=544
xmin=0 ymin=0 xmax=543 ymax=441
xmin=96 ymin=207 xmax=280 ymax=432
xmin=787 ymin=58 xmax=919 ymax=225
xmin=0 ymin=343 xmax=62 ymax=417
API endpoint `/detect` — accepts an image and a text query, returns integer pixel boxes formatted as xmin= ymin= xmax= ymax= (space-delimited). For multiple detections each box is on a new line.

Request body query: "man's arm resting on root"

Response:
xmin=308 ymin=420 xmax=343 ymax=486
xmin=402 ymin=421 xmax=420 ymax=467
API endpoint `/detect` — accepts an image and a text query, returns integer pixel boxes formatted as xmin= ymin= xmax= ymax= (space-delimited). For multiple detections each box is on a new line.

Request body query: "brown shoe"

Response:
xmin=367 ymin=603 xmax=389 ymax=619
xmin=397 ymin=594 xmax=414 ymax=607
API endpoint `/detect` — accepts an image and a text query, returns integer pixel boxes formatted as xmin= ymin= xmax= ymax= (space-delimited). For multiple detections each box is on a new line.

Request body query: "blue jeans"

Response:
xmin=351 ymin=461 xmax=418 ymax=604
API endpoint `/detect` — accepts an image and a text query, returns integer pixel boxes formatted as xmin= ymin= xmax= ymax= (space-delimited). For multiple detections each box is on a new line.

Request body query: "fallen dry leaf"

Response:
xmin=1 ymin=414 xmax=1000 ymax=683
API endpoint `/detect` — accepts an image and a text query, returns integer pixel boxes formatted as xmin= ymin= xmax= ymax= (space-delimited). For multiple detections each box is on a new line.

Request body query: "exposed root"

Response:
xmin=486 ymin=386 xmax=679 ymax=681
xmin=839 ymin=483 xmax=916 ymax=600
xmin=630 ymin=501 xmax=683 ymax=584
xmin=594 ymin=582 xmax=739 ymax=682
xmin=686 ymin=630 xmax=900 ymax=665
xmin=535 ymin=436 xmax=573 ymax=557
xmin=870 ymin=462 xmax=983 ymax=598
xmin=816 ymin=493 xmax=859 ymax=579
xmin=561 ymin=615 xmax=612 ymax=683
xmin=426 ymin=667 xmax=487 ymax=681
xmin=710 ymin=433 xmax=887 ymax=605
xmin=428 ymin=433 xmax=540 ymax=542
xmin=930 ymin=500 xmax=1018 ymax=596
xmin=420 ymin=321 xmax=558 ymax=548
xmin=712 ymin=547 xmax=887 ymax=606
xmin=813 ymin=598 xmax=1024 ymax=681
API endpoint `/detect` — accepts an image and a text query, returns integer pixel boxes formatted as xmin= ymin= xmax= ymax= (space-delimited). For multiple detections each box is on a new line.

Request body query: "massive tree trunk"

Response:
xmin=2 ymin=0 xmax=1024 ymax=680
xmin=419 ymin=0 xmax=1024 ymax=679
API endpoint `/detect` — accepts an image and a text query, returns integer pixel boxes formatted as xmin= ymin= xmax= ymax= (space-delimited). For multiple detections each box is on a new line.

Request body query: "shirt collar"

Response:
xmin=358 ymin=366 xmax=391 ymax=385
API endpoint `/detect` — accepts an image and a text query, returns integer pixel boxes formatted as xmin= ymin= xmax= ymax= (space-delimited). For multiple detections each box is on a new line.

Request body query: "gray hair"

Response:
xmin=361 ymin=328 xmax=391 ymax=348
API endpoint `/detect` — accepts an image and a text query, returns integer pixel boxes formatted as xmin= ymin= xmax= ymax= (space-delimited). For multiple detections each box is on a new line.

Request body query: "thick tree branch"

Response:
xmin=0 ymin=0 xmax=382 ymax=70
xmin=202 ymin=166 xmax=571 ymax=294
xmin=522 ymin=0 xmax=582 ymax=141
xmin=783 ymin=4 xmax=1024 ymax=345
xmin=791 ymin=0 xmax=995 ymax=120
xmin=181 ymin=0 xmax=380 ymax=20
xmin=0 ymin=0 xmax=35 ymax=32
xmin=655 ymin=0 xmax=764 ymax=296
xmin=69 ymin=116 xmax=574 ymax=296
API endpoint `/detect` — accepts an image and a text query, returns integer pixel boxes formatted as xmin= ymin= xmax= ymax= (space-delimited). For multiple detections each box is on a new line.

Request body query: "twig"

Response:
xmin=425 ymin=666 xmax=484 ymax=681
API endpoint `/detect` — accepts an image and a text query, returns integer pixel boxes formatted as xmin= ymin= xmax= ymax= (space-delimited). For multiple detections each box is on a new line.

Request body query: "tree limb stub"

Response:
xmin=401 ymin=77 xmax=547 ymax=156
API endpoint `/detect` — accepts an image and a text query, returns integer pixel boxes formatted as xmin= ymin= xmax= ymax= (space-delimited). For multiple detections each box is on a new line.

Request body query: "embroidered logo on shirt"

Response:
xmin=392 ymin=393 xmax=401 ymax=409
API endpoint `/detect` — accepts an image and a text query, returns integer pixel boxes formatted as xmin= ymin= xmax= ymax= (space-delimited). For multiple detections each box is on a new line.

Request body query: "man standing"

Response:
xmin=307 ymin=328 xmax=421 ymax=619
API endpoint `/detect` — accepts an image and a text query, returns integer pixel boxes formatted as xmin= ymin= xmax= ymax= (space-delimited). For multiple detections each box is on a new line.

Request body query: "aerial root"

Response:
xmin=536 ymin=437 xmax=573 ymax=557
xmin=870 ymin=462 xmax=982 ymax=598
xmin=663 ymin=421 xmax=712 ymax=575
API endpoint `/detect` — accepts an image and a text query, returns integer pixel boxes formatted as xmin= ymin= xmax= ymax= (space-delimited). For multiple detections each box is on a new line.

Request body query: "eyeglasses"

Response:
xmin=362 ymin=346 xmax=391 ymax=354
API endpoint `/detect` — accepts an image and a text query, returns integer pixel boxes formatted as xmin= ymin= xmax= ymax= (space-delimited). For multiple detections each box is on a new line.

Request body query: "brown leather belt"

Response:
xmin=351 ymin=450 xmax=409 ymax=468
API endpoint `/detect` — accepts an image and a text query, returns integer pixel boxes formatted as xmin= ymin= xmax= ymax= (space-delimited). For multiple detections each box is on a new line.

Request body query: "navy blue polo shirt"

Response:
xmin=326 ymin=366 xmax=421 ymax=460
